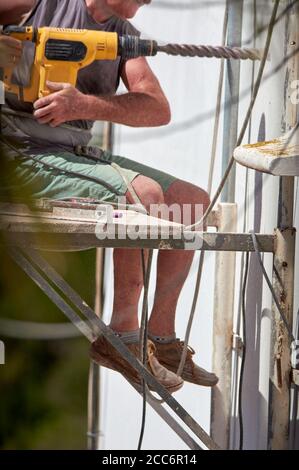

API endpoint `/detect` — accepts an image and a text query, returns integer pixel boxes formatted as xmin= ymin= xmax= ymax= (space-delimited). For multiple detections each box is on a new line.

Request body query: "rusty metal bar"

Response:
xmin=1 ymin=228 xmax=275 ymax=254
xmin=269 ymin=227 xmax=296 ymax=449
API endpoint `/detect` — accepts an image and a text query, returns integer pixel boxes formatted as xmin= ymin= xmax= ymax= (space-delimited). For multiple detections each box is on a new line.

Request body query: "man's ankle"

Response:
xmin=110 ymin=327 xmax=140 ymax=344
xmin=148 ymin=332 xmax=177 ymax=344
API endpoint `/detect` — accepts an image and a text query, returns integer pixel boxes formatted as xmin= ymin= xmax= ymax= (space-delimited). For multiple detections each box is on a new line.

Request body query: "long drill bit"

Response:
xmin=156 ymin=43 xmax=263 ymax=61
xmin=120 ymin=36 xmax=264 ymax=61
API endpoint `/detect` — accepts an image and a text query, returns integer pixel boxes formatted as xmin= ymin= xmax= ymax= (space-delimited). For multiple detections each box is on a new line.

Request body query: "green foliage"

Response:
xmin=0 ymin=247 xmax=96 ymax=449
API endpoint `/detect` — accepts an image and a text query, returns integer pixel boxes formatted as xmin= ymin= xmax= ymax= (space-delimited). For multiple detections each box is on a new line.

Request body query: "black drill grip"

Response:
xmin=118 ymin=35 xmax=158 ymax=59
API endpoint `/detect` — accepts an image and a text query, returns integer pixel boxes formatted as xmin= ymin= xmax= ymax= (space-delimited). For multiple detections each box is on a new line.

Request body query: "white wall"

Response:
xmin=99 ymin=0 xmax=298 ymax=450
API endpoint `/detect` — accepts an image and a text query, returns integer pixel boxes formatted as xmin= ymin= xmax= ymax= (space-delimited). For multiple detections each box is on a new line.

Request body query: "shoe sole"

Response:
xmin=158 ymin=361 xmax=219 ymax=387
xmin=90 ymin=349 xmax=183 ymax=394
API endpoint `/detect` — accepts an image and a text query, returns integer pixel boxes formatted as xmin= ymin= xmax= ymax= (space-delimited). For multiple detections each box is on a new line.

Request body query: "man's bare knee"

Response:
xmin=127 ymin=175 xmax=164 ymax=209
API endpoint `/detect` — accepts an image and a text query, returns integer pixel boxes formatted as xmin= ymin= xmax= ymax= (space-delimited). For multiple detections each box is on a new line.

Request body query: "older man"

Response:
xmin=1 ymin=0 xmax=218 ymax=392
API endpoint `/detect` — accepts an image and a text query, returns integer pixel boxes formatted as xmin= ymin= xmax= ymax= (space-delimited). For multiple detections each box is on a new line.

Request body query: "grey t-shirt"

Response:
xmin=5 ymin=0 xmax=140 ymax=141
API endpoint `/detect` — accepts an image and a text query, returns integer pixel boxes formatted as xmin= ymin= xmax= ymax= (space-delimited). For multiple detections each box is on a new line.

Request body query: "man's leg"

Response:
xmin=109 ymin=174 xmax=164 ymax=332
xmin=143 ymin=180 xmax=218 ymax=387
xmin=148 ymin=179 xmax=210 ymax=337
xmin=92 ymin=174 xmax=184 ymax=393
xmin=111 ymin=177 xmax=209 ymax=336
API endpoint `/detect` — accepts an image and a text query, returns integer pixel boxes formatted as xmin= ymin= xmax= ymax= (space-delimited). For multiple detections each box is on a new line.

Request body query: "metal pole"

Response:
xmin=87 ymin=248 xmax=105 ymax=450
xmin=87 ymin=121 xmax=114 ymax=450
xmin=268 ymin=0 xmax=298 ymax=450
xmin=211 ymin=0 xmax=243 ymax=449
xmin=221 ymin=0 xmax=244 ymax=203
xmin=210 ymin=202 xmax=238 ymax=449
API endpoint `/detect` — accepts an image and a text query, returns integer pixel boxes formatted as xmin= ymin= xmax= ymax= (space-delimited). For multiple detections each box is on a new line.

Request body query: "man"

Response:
xmin=1 ymin=0 xmax=218 ymax=393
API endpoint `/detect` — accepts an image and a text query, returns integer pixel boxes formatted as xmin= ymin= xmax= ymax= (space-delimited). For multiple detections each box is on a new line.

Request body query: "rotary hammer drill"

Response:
xmin=2 ymin=25 xmax=159 ymax=103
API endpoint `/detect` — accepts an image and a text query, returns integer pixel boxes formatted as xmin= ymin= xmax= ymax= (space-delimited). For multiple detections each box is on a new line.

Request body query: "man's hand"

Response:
xmin=33 ymin=81 xmax=88 ymax=127
xmin=33 ymin=56 xmax=171 ymax=129
xmin=0 ymin=35 xmax=22 ymax=68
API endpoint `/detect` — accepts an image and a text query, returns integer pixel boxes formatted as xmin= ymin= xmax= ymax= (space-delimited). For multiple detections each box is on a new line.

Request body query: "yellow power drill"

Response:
xmin=2 ymin=25 xmax=158 ymax=103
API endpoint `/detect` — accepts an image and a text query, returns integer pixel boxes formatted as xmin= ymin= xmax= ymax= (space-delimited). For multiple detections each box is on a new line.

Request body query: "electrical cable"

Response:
xmin=234 ymin=0 xmax=257 ymax=449
xmin=0 ymin=132 xmax=124 ymax=197
xmin=138 ymin=249 xmax=148 ymax=450
xmin=239 ymin=229 xmax=298 ymax=449
xmin=137 ymin=248 xmax=153 ymax=450
xmin=250 ymin=230 xmax=295 ymax=344
xmin=185 ymin=0 xmax=281 ymax=231
xmin=1 ymin=112 xmax=148 ymax=214
xmin=238 ymin=250 xmax=249 ymax=451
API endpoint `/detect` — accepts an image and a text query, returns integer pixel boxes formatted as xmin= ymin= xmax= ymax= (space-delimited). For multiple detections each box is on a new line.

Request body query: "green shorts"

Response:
xmin=1 ymin=143 xmax=177 ymax=204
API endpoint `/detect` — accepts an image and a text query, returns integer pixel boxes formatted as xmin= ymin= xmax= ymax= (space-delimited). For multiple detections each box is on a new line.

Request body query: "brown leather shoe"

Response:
xmin=90 ymin=336 xmax=184 ymax=394
xmin=152 ymin=339 xmax=219 ymax=387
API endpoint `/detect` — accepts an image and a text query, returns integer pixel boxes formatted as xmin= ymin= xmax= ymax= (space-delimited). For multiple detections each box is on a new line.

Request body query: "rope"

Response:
xmin=185 ymin=0 xmax=281 ymax=231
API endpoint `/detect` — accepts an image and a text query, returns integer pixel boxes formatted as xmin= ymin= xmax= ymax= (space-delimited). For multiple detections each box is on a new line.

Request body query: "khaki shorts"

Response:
xmin=0 ymin=142 xmax=177 ymax=204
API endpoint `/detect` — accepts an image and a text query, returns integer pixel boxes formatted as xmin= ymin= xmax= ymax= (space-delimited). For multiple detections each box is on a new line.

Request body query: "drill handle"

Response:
xmin=38 ymin=64 xmax=78 ymax=99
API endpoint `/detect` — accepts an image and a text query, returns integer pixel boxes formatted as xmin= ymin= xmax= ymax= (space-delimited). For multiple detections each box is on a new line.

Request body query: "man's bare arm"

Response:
xmin=0 ymin=0 xmax=35 ymax=24
xmin=85 ymin=56 xmax=171 ymax=127
xmin=34 ymin=57 xmax=171 ymax=128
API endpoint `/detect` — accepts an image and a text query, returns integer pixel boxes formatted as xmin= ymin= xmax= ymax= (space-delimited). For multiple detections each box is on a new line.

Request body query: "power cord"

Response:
xmin=137 ymin=248 xmax=153 ymax=450
xmin=238 ymin=250 xmax=249 ymax=450
xmin=250 ymin=230 xmax=295 ymax=344
xmin=238 ymin=231 xmax=296 ymax=450
xmin=0 ymin=133 xmax=123 ymax=197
